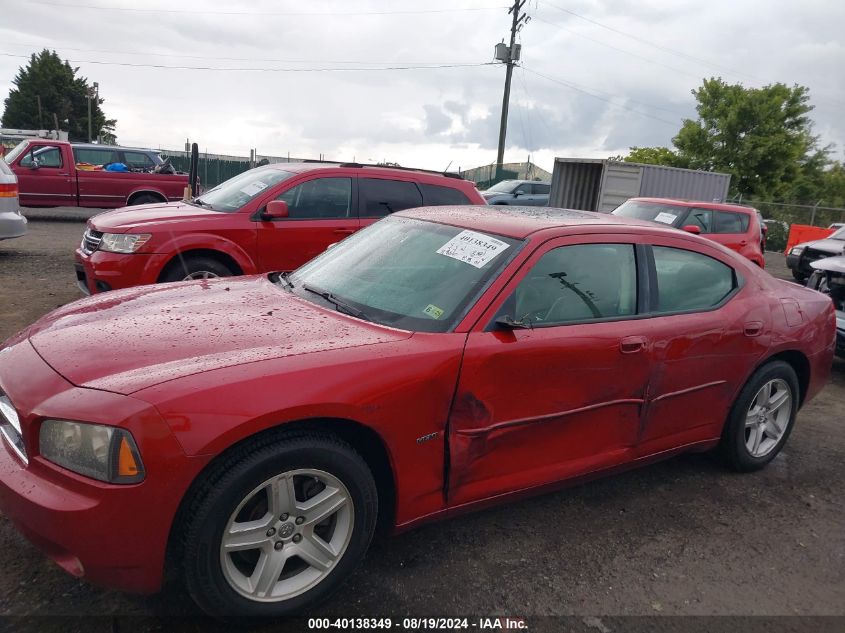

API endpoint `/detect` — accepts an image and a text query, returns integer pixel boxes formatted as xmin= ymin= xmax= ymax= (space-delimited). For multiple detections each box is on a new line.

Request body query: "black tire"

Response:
xmin=719 ymin=361 xmax=799 ymax=472
xmin=129 ymin=193 xmax=164 ymax=206
xmin=791 ymin=269 xmax=807 ymax=282
xmin=181 ymin=432 xmax=377 ymax=619
xmin=160 ymin=255 xmax=234 ymax=282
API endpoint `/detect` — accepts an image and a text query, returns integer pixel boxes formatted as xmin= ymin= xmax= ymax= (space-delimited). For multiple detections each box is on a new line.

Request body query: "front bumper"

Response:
xmin=786 ymin=253 xmax=800 ymax=271
xmin=0 ymin=211 xmax=27 ymax=240
xmin=74 ymin=247 xmax=165 ymax=294
xmin=0 ymin=338 xmax=202 ymax=593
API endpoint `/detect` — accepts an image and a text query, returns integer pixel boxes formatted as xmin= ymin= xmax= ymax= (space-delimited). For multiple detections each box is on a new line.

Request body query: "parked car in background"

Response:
xmin=0 ymin=206 xmax=834 ymax=617
xmin=4 ymin=139 xmax=187 ymax=208
xmin=74 ymin=162 xmax=484 ymax=294
xmin=828 ymin=223 xmax=844 ymax=231
xmin=786 ymin=225 xmax=845 ymax=281
xmin=612 ymin=198 xmax=765 ymax=267
xmin=480 ymin=179 xmax=550 ymax=205
xmin=806 ymin=256 xmax=845 ymax=357
xmin=0 ymin=157 xmax=26 ymax=242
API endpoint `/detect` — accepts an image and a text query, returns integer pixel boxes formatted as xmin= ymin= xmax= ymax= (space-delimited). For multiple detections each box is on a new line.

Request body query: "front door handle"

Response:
xmin=620 ymin=336 xmax=647 ymax=354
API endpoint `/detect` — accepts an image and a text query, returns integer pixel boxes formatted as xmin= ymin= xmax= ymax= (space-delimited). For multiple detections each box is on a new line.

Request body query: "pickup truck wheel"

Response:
xmin=161 ymin=255 xmax=234 ymax=282
xmin=791 ymin=270 xmax=807 ymax=282
xmin=181 ymin=433 xmax=377 ymax=619
xmin=129 ymin=193 xmax=163 ymax=205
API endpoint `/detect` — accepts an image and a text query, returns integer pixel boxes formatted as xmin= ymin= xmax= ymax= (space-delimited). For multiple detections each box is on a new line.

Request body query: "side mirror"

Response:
xmin=681 ymin=224 xmax=701 ymax=235
xmin=512 ymin=191 xmax=522 ymax=197
xmin=495 ymin=315 xmax=532 ymax=330
xmin=262 ymin=200 xmax=289 ymax=220
xmin=28 ymin=158 xmax=40 ymax=170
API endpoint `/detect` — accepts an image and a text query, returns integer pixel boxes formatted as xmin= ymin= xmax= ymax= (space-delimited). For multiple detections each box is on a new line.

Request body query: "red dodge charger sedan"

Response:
xmin=0 ymin=206 xmax=835 ymax=618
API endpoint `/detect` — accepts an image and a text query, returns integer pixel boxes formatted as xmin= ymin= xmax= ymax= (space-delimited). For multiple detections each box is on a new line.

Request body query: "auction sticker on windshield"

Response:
xmin=436 ymin=230 xmax=510 ymax=268
xmin=654 ymin=212 xmax=678 ymax=224
xmin=239 ymin=181 xmax=268 ymax=196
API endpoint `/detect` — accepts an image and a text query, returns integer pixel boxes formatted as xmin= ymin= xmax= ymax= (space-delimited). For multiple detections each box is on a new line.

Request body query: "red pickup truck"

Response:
xmin=4 ymin=140 xmax=188 ymax=208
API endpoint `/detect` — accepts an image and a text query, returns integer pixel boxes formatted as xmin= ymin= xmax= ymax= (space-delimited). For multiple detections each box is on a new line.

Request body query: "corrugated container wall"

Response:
xmin=638 ymin=164 xmax=731 ymax=204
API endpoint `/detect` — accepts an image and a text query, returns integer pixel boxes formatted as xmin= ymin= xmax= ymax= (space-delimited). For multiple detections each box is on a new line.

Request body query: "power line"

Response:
xmin=538 ymin=0 xmax=760 ymax=81
xmin=29 ymin=1 xmax=508 ymax=17
xmin=521 ymin=66 xmax=680 ymax=127
xmin=0 ymin=52 xmax=497 ymax=73
xmin=0 ymin=41 xmax=483 ymax=67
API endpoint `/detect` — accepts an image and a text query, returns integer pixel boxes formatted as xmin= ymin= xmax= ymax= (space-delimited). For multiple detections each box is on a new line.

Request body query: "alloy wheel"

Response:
xmin=744 ymin=378 xmax=792 ymax=458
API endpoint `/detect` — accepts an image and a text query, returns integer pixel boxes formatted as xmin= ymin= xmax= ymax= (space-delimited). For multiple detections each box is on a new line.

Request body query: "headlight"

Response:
xmin=99 ymin=233 xmax=151 ymax=254
xmin=790 ymin=246 xmax=805 ymax=256
xmin=39 ymin=420 xmax=145 ymax=484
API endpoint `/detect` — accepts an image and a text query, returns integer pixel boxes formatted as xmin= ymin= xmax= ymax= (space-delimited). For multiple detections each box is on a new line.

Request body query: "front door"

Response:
xmin=12 ymin=144 xmax=75 ymax=206
xmin=256 ymin=176 xmax=359 ymax=272
xmin=447 ymin=237 xmax=652 ymax=506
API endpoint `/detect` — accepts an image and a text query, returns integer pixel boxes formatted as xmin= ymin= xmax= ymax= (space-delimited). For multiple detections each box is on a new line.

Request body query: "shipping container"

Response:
xmin=548 ymin=158 xmax=731 ymax=212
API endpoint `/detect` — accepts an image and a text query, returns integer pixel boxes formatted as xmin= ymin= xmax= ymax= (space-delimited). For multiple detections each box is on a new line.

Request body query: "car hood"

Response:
xmin=90 ymin=201 xmax=229 ymax=233
xmin=802 ymin=238 xmax=845 ymax=254
xmin=27 ymin=276 xmax=411 ymax=394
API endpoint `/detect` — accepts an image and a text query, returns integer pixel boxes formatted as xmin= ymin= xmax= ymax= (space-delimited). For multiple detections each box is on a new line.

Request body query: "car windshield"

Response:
xmin=612 ymin=200 xmax=686 ymax=226
xmin=485 ymin=180 xmax=519 ymax=193
xmin=288 ymin=216 xmax=521 ymax=333
xmin=194 ymin=167 xmax=295 ymax=212
xmin=4 ymin=141 xmax=29 ymax=164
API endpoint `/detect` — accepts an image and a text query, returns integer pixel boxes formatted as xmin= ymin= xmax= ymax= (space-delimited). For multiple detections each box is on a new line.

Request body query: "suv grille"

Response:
xmin=82 ymin=229 xmax=103 ymax=254
xmin=803 ymin=248 xmax=833 ymax=266
xmin=0 ymin=392 xmax=27 ymax=464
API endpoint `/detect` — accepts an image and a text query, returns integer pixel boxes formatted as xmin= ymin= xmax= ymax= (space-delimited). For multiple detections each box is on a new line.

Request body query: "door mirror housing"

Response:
xmin=495 ymin=315 xmax=532 ymax=330
xmin=28 ymin=158 xmax=40 ymax=170
xmin=681 ymin=224 xmax=701 ymax=235
xmin=262 ymin=200 xmax=289 ymax=220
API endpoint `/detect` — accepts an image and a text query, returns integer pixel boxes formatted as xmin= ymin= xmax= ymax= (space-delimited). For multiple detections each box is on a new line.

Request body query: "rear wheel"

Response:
xmin=181 ymin=433 xmax=378 ymax=618
xmin=160 ymin=255 xmax=234 ymax=282
xmin=719 ymin=361 xmax=799 ymax=471
xmin=129 ymin=193 xmax=163 ymax=206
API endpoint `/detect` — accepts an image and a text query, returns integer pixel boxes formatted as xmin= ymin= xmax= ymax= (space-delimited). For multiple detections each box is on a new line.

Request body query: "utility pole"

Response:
xmin=495 ymin=0 xmax=528 ymax=177
xmin=87 ymin=82 xmax=99 ymax=143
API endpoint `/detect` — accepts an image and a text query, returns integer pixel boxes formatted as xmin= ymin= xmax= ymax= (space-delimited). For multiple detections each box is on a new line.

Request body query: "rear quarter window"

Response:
xmin=653 ymin=246 xmax=736 ymax=313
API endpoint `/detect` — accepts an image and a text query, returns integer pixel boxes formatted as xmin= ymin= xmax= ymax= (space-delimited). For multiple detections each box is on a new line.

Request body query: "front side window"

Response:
xmin=612 ymin=200 xmax=686 ymax=226
xmin=505 ymin=244 xmax=637 ymax=326
xmin=275 ymin=177 xmax=352 ymax=219
xmin=359 ymin=178 xmax=422 ymax=217
xmin=290 ymin=217 xmax=519 ymax=332
xmin=73 ymin=148 xmax=119 ymax=165
xmin=713 ymin=211 xmax=749 ymax=234
xmin=685 ymin=208 xmax=713 ymax=232
xmin=514 ymin=183 xmax=531 ymax=195
xmin=20 ymin=146 xmax=62 ymax=168
xmin=653 ymin=246 xmax=735 ymax=313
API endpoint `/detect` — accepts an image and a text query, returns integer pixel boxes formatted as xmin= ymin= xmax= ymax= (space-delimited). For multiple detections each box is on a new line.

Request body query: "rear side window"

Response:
xmin=73 ymin=148 xmax=119 ymax=165
xmin=713 ymin=211 xmax=750 ymax=234
xmin=532 ymin=183 xmax=550 ymax=195
xmin=419 ymin=183 xmax=472 ymax=206
xmin=653 ymin=246 xmax=735 ymax=313
xmin=359 ymin=178 xmax=422 ymax=217
xmin=122 ymin=151 xmax=155 ymax=170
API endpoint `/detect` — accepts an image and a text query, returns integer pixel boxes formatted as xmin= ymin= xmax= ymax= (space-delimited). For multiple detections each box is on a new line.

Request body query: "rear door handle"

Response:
xmin=620 ymin=336 xmax=647 ymax=354
xmin=333 ymin=229 xmax=356 ymax=235
xmin=744 ymin=321 xmax=763 ymax=337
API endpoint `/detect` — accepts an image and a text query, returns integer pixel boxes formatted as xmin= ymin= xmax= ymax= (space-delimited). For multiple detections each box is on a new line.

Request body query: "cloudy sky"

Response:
xmin=1 ymin=0 xmax=843 ymax=173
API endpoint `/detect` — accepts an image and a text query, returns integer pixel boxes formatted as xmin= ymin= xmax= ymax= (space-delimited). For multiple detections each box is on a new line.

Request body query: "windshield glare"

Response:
xmin=832 ymin=227 xmax=845 ymax=240
xmin=486 ymin=180 xmax=519 ymax=193
xmin=4 ymin=141 xmax=29 ymax=164
xmin=289 ymin=217 xmax=520 ymax=332
xmin=613 ymin=200 xmax=686 ymax=226
xmin=197 ymin=167 xmax=294 ymax=212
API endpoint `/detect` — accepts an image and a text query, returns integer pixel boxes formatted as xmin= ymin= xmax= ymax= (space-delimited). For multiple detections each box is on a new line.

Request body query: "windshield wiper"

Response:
xmin=191 ymin=197 xmax=213 ymax=209
xmin=301 ymin=284 xmax=370 ymax=321
xmin=277 ymin=271 xmax=295 ymax=291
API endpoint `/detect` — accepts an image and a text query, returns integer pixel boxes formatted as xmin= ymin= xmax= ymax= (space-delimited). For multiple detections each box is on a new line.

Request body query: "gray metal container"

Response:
xmin=549 ymin=158 xmax=731 ymax=212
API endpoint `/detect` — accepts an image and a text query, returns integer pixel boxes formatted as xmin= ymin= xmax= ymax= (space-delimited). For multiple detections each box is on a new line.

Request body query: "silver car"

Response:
xmin=0 ymin=158 xmax=26 ymax=241
xmin=480 ymin=179 xmax=550 ymax=206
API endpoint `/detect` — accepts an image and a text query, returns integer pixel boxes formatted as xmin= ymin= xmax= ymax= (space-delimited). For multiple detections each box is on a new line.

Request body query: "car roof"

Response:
xmin=632 ymin=197 xmax=757 ymax=214
xmin=71 ymin=143 xmax=160 ymax=153
xmin=262 ymin=161 xmax=468 ymax=183
xmin=396 ymin=205 xmax=666 ymax=239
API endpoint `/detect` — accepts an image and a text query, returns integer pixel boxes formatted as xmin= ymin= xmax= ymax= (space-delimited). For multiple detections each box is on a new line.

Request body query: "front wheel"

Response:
xmin=719 ymin=361 xmax=799 ymax=472
xmin=181 ymin=433 xmax=378 ymax=618
xmin=160 ymin=255 xmax=234 ymax=282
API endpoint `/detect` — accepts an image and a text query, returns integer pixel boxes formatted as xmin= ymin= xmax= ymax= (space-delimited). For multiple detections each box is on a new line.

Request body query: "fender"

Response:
xmin=148 ymin=233 xmax=259 ymax=280
xmin=125 ymin=187 xmax=173 ymax=205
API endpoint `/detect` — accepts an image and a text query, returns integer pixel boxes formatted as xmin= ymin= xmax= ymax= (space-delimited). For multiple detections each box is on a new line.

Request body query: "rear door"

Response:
xmin=255 ymin=175 xmax=359 ymax=271
xmin=711 ymin=210 xmax=752 ymax=255
xmin=448 ymin=235 xmax=652 ymax=506
xmin=12 ymin=144 xmax=75 ymax=206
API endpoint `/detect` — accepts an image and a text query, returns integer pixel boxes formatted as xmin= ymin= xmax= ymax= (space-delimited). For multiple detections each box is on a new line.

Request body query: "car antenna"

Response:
xmin=443 ymin=160 xmax=453 ymax=174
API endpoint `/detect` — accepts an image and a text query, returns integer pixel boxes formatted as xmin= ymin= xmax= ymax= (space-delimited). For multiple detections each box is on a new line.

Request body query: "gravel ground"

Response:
xmin=0 ymin=222 xmax=843 ymax=631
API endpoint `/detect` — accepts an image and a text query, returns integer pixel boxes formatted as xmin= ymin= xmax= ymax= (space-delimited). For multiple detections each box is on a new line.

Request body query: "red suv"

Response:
xmin=74 ymin=162 xmax=484 ymax=293
xmin=612 ymin=198 xmax=765 ymax=267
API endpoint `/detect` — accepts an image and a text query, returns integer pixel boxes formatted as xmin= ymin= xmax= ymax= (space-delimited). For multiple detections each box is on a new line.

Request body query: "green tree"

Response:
xmin=1 ymin=49 xmax=116 ymax=143
xmin=623 ymin=146 xmax=689 ymax=168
